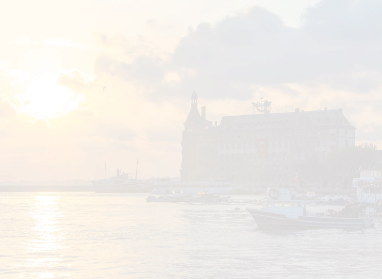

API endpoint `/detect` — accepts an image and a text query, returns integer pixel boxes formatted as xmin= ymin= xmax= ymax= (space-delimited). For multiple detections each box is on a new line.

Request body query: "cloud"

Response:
xmin=57 ymin=69 xmax=95 ymax=93
xmin=95 ymin=53 xmax=164 ymax=83
xmin=357 ymin=123 xmax=382 ymax=141
xmin=0 ymin=96 xmax=17 ymax=118
xmin=145 ymin=18 xmax=172 ymax=31
xmin=79 ymin=141 xmax=138 ymax=154
xmin=92 ymin=120 xmax=137 ymax=142
xmin=8 ymin=37 xmax=89 ymax=49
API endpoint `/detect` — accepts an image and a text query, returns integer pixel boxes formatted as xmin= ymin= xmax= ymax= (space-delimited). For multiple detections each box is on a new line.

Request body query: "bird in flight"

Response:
xmin=103 ymin=86 xmax=106 ymax=91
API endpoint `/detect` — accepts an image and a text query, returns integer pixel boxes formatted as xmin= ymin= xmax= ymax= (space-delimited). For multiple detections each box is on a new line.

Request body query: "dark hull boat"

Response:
xmin=246 ymin=208 xmax=375 ymax=230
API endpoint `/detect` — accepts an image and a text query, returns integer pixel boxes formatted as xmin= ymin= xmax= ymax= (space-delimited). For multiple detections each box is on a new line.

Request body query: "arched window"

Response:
xmin=300 ymin=152 xmax=304 ymax=161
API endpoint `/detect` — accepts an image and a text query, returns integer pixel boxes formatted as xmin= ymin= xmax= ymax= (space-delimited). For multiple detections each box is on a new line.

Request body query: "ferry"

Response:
xmin=246 ymin=188 xmax=375 ymax=230
xmin=93 ymin=169 xmax=154 ymax=193
xmin=352 ymin=170 xmax=382 ymax=204
xmin=150 ymin=179 xmax=238 ymax=194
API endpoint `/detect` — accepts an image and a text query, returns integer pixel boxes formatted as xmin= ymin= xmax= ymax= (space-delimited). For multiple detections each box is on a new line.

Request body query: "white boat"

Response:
xmin=150 ymin=179 xmax=238 ymax=194
xmin=353 ymin=170 xmax=382 ymax=204
xmin=146 ymin=192 xmax=230 ymax=203
xmin=246 ymin=188 xmax=375 ymax=230
xmin=93 ymin=169 xmax=154 ymax=193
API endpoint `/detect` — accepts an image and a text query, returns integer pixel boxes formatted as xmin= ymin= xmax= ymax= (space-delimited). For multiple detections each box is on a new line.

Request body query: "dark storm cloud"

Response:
xmin=95 ymin=0 xmax=382 ymax=100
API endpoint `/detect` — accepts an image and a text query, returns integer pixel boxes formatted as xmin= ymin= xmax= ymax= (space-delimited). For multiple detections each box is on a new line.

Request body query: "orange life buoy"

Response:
xmin=268 ymin=188 xmax=280 ymax=200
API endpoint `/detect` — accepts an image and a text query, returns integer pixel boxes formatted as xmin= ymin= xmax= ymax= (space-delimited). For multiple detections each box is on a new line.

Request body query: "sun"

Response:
xmin=14 ymin=74 xmax=84 ymax=120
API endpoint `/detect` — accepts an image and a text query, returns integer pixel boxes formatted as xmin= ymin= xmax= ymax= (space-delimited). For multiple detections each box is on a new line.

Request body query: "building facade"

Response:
xmin=180 ymin=93 xmax=356 ymax=187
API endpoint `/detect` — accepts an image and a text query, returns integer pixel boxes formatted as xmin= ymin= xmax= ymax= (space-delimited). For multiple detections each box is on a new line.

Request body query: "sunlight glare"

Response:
xmin=15 ymin=75 xmax=84 ymax=120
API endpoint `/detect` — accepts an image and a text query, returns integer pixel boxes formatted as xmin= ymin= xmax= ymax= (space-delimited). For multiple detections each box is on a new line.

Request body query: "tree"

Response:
xmin=299 ymin=156 xmax=326 ymax=189
xmin=328 ymin=142 xmax=380 ymax=187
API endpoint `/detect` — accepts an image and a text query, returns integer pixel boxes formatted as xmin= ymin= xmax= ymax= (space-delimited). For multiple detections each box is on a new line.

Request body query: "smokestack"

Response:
xmin=201 ymin=106 xmax=206 ymax=120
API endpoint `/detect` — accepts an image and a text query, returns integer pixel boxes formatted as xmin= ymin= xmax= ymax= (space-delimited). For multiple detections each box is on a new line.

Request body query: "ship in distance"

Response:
xmin=93 ymin=169 xmax=154 ymax=193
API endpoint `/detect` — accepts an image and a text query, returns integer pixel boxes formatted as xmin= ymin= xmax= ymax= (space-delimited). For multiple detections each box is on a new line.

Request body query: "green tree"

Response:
xmin=328 ymin=142 xmax=379 ymax=187
xmin=299 ymin=156 xmax=326 ymax=188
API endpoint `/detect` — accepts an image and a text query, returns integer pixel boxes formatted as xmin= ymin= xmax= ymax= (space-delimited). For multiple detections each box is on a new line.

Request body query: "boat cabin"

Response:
xmin=264 ymin=200 xmax=305 ymax=216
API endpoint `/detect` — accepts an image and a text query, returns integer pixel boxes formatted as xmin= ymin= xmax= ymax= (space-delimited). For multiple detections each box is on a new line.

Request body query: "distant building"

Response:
xmin=180 ymin=93 xmax=356 ymax=187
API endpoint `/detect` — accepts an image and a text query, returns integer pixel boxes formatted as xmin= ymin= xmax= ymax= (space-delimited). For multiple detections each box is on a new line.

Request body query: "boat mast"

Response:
xmin=135 ymin=158 xmax=138 ymax=184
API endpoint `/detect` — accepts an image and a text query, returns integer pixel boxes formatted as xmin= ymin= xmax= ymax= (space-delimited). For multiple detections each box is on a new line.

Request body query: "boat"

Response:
xmin=150 ymin=179 xmax=238 ymax=194
xmin=353 ymin=169 xmax=382 ymax=204
xmin=146 ymin=191 xmax=230 ymax=203
xmin=93 ymin=169 xmax=154 ymax=193
xmin=246 ymin=188 xmax=375 ymax=230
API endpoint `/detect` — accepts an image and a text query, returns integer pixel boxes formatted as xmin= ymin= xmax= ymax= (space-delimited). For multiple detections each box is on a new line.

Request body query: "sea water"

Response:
xmin=1 ymin=193 xmax=382 ymax=278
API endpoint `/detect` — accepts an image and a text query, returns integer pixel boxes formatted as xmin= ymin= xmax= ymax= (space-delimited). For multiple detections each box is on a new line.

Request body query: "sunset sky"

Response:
xmin=0 ymin=0 xmax=381 ymax=181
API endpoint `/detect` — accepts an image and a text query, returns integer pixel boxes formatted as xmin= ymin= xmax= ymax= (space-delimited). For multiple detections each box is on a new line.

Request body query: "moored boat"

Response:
xmin=246 ymin=188 xmax=375 ymax=230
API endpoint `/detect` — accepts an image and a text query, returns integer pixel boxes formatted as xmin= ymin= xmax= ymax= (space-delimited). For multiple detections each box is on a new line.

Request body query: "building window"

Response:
xmin=345 ymin=130 xmax=348 ymax=135
xmin=300 ymin=153 xmax=304 ymax=161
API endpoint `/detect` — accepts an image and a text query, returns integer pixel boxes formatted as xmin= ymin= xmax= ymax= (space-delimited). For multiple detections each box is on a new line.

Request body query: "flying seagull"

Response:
xmin=103 ymin=86 xmax=106 ymax=91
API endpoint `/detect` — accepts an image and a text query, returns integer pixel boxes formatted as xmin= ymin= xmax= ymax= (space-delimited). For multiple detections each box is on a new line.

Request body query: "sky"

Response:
xmin=0 ymin=0 xmax=381 ymax=181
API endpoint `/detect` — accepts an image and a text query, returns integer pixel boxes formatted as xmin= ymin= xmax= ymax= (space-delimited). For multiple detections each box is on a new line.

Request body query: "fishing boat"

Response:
xmin=94 ymin=159 xmax=155 ymax=193
xmin=150 ymin=179 xmax=238 ymax=194
xmin=353 ymin=169 xmax=382 ymax=204
xmin=246 ymin=188 xmax=375 ymax=230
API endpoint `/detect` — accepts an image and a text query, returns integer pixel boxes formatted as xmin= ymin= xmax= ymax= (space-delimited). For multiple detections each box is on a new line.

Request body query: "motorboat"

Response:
xmin=246 ymin=188 xmax=375 ymax=230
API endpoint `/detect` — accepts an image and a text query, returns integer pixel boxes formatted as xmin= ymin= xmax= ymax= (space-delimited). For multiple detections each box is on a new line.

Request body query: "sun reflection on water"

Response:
xmin=24 ymin=195 xmax=67 ymax=278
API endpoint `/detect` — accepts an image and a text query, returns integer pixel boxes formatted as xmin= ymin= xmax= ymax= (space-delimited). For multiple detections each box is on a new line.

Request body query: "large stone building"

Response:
xmin=180 ymin=92 xmax=356 ymax=187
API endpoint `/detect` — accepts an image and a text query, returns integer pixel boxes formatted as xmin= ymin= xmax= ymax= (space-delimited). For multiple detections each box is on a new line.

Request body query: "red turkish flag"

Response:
xmin=257 ymin=138 xmax=268 ymax=159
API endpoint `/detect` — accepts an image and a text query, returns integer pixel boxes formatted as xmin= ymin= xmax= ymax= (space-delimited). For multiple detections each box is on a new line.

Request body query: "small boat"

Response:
xmin=146 ymin=195 xmax=177 ymax=202
xmin=246 ymin=188 xmax=375 ymax=230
